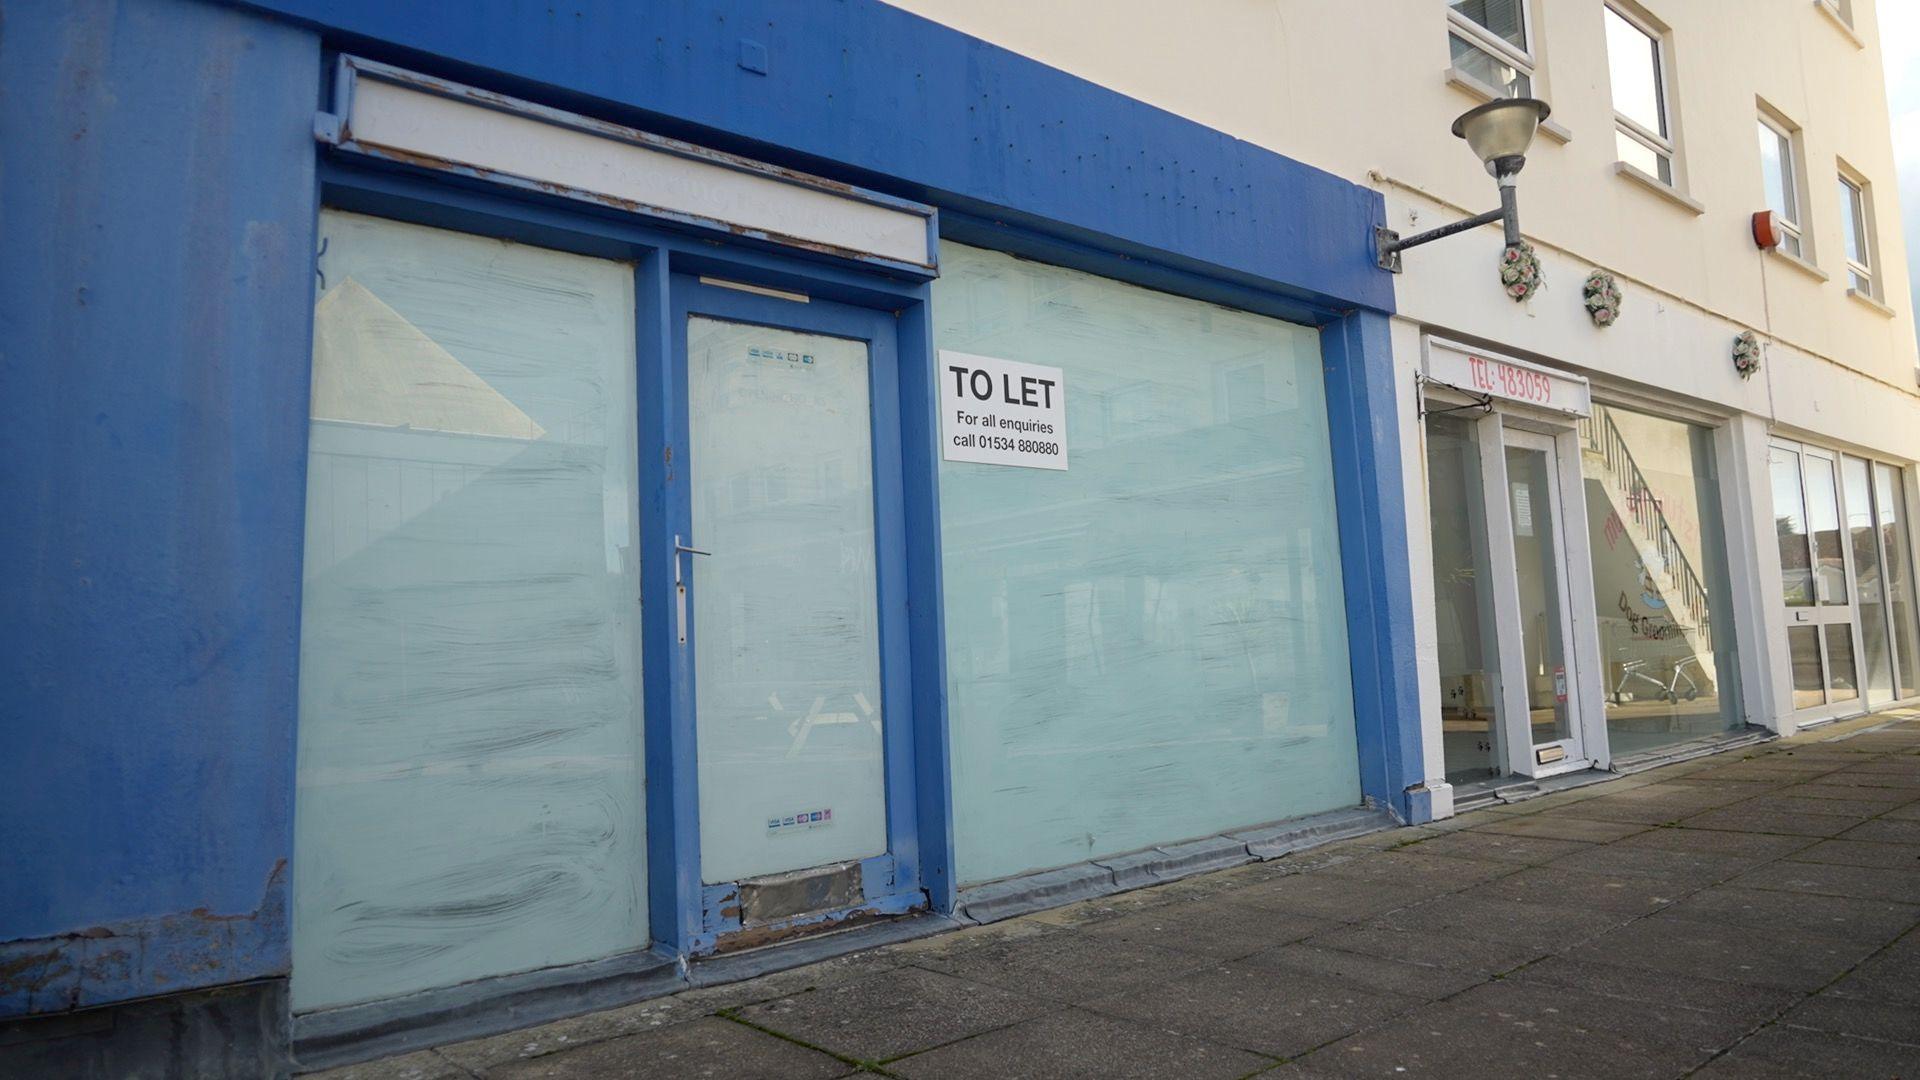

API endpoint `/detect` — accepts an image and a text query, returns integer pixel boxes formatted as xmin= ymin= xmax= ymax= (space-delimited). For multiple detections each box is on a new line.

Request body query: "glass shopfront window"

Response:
xmin=294 ymin=211 xmax=647 ymax=1010
xmin=1580 ymin=404 xmax=1741 ymax=756
xmin=1876 ymin=464 xmax=1920 ymax=700
xmin=1426 ymin=415 xmax=1505 ymax=784
xmin=933 ymin=243 xmax=1359 ymax=885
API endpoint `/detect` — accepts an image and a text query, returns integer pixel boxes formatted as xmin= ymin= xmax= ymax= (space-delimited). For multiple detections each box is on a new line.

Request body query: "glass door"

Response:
xmin=1770 ymin=441 xmax=1862 ymax=717
xmin=1495 ymin=427 xmax=1587 ymax=773
xmin=671 ymin=277 xmax=912 ymax=936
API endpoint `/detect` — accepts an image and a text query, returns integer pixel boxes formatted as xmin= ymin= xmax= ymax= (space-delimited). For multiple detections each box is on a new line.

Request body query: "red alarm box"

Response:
xmin=1752 ymin=209 xmax=1784 ymax=250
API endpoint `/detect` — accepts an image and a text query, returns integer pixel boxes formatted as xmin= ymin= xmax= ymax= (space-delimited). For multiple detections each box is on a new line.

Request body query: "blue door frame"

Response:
xmin=663 ymin=278 xmax=927 ymax=952
xmin=313 ymin=157 xmax=958 ymax=964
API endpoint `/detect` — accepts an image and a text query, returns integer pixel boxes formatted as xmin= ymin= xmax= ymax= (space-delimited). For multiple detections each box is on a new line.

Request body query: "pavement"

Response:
xmin=314 ymin=712 xmax=1920 ymax=1079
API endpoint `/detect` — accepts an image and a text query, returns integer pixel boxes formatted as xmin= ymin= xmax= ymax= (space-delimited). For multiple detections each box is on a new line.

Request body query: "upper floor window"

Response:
xmin=1448 ymin=0 xmax=1533 ymax=97
xmin=1757 ymin=114 xmax=1804 ymax=258
xmin=1822 ymin=0 xmax=1855 ymax=27
xmin=1604 ymin=4 xmax=1674 ymax=185
xmin=1838 ymin=171 xmax=1876 ymax=296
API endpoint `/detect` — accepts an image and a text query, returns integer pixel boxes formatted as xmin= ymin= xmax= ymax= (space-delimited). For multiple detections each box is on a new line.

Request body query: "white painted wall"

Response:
xmin=889 ymin=0 xmax=1920 ymax=772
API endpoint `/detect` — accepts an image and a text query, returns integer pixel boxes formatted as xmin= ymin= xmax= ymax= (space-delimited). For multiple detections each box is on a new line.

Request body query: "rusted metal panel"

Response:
xmin=736 ymin=862 xmax=864 ymax=927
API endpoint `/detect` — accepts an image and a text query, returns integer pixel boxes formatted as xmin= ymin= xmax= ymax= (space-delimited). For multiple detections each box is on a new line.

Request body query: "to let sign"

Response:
xmin=939 ymin=350 xmax=1068 ymax=470
xmin=1422 ymin=338 xmax=1590 ymax=417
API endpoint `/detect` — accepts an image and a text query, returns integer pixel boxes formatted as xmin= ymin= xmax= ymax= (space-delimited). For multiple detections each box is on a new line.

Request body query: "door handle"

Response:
xmin=674 ymin=535 xmax=709 ymax=644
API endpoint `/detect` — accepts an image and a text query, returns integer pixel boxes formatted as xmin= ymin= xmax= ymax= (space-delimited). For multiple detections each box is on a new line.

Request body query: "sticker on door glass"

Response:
xmin=939 ymin=350 xmax=1068 ymax=471
xmin=768 ymin=807 xmax=833 ymax=834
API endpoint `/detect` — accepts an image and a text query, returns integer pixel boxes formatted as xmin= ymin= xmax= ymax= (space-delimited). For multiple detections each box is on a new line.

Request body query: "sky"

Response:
xmin=1884 ymin=1 xmax=1920 ymax=352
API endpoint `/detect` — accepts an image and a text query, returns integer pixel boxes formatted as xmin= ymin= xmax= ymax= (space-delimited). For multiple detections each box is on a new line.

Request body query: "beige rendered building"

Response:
xmin=892 ymin=0 xmax=1920 ymax=813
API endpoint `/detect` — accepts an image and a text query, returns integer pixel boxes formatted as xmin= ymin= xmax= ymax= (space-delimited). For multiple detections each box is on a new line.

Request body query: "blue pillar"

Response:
xmin=1321 ymin=310 xmax=1431 ymax=824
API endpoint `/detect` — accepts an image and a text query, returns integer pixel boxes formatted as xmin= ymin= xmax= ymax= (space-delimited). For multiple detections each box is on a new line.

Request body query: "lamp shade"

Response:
xmin=1451 ymin=98 xmax=1552 ymax=172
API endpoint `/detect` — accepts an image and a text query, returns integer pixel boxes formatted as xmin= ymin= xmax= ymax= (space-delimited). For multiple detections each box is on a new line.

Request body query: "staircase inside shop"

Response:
xmin=1579 ymin=404 xmax=1724 ymax=752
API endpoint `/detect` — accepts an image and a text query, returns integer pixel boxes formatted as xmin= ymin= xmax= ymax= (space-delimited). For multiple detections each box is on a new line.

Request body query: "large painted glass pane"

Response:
xmin=1580 ymin=406 xmax=1742 ymax=755
xmin=1771 ymin=446 xmax=1814 ymax=606
xmin=1426 ymin=415 xmax=1505 ymax=784
xmin=1506 ymin=443 xmax=1573 ymax=747
xmin=1806 ymin=456 xmax=1849 ymax=606
xmin=687 ymin=317 xmax=887 ymax=883
xmin=934 ymin=243 xmax=1358 ymax=885
xmin=1844 ymin=457 xmax=1895 ymax=704
xmin=1876 ymin=464 xmax=1920 ymax=699
xmin=295 ymin=211 xmax=645 ymax=1011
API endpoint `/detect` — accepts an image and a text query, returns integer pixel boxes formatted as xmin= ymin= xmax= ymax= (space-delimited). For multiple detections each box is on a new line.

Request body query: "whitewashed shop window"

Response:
xmin=293 ymin=211 xmax=645 ymax=1011
xmin=1448 ymin=0 xmax=1534 ymax=97
xmin=1604 ymin=4 xmax=1676 ymax=186
xmin=933 ymin=242 xmax=1359 ymax=885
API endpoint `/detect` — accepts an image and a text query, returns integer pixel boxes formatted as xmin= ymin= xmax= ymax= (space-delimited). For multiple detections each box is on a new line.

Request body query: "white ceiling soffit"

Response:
xmin=317 ymin=56 xmax=937 ymax=276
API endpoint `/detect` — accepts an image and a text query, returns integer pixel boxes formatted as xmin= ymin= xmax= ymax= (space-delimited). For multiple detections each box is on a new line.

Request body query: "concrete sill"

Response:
xmin=1613 ymin=161 xmax=1705 ymax=215
xmin=1767 ymin=247 xmax=1830 ymax=283
xmin=1814 ymin=0 xmax=1864 ymax=48
xmin=1444 ymin=68 xmax=1572 ymax=143
xmin=1848 ymin=287 xmax=1896 ymax=317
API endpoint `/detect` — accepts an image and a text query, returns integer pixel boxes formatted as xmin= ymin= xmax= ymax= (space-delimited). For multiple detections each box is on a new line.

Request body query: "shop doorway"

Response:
xmin=672 ymin=277 xmax=915 ymax=938
xmin=1421 ymin=341 xmax=1601 ymax=786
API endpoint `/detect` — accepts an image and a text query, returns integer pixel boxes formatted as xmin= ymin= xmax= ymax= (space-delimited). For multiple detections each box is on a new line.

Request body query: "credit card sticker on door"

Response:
xmin=768 ymin=807 xmax=833 ymax=834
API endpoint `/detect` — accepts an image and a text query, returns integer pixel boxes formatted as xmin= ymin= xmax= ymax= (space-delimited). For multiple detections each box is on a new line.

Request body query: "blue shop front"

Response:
xmin=0 ymin=0 xmax=1421 ymax=1071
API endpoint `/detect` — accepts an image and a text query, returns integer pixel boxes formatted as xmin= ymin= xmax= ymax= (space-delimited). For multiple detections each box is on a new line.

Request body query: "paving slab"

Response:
xmin=1660 ymin=883 xmax=1920 ymax=943
xmin=1470 ymin=814 xmax=1650 ymax=843
xmin=1689 ymin=1024 xmax=1920 ymax=1078
xmin=1607 ymin=824 xmax=1818 ymax=861
xmin=486 ymin=1017 xmax=852 ymax=1079
xmin=1304 ymin=925 xmax=1544 ymax=977
xmin=1313 ymin=851 xmax=1516 ymax=890
xmin=304 ymin=1050 xmax=468 ymax=1080
xmin=1730 ymin=858 xmax=1920 ymax=905
xmin=1219 ymin=870 xmax=1439 ymax=921
xmin=434 ymin=994 xmax=709 ymax=1073
xmin=885 ymin=1007 xmax=1272 ymax=1080
xmin=1543 ymin=840 xmax=1756 ymax=886
xmin=1080 ymin=961 xmax=1421 ymax=1059
xmin=907 ymin=927 xmax=1213 ymax=1005
xmin=1784 ymin=837 xmax=1920 ymax=870
xmin=1564 ymin=914 xmax=1876 ymax=992
xmin=1078 ymin=896 xmax=1339 ymax=959
xmin=1725 ymin=793 xmax=1904 ymax=819
xmin=1287 ymin=979 xmax=1749 ymax=1079
xmin=1842 ymin=817 xmax=1920 ymax=844
xmin=1370 ymin=892 xmax=1632 ymax=951
xmin=1679 ymin=806 xmax=1861 ymax=837
xmin=1777 ymin=781 xmax=1920 ymax=805
xmin=1779 ymin=992 xmax=1920 ymax=1046
xmin=733 ymin=965 xmax=1056 ymax=1063
xmin=1392 ymin=830 xmax=1594 ymax=866
xmin=1471 ymin=865 xmax=1686 ymax=916
xmin=1504 ymin=955 xmax=1797 ymax=1021
xmin=1824 ymin=933 xmax=1920 ymax=1006
xmin=1234 ymin=943 xmax=1490 ymax=1001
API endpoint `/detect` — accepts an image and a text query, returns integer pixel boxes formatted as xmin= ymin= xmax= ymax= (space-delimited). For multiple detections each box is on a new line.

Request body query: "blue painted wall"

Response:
xmin=0 ymin=0 xmax=320 ymax=1014
xmin=1 ymin=0 xmax=1420 ymax=1019
xmin=236 ymin=0 xmax=1391 ymax=316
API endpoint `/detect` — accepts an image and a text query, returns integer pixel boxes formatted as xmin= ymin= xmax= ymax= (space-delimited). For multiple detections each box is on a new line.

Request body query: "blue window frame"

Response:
xmin=308 ymin=158 xmax=956 ymax=966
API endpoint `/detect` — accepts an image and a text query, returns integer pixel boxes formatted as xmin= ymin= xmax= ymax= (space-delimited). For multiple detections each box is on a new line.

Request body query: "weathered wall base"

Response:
xmin=0 ymin=979 xmax=289 ymax=1080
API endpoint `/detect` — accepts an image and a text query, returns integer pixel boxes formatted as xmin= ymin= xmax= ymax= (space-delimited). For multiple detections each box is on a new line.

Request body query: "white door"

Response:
xmin=1491 ymin=427 xmax=1589 ymax=773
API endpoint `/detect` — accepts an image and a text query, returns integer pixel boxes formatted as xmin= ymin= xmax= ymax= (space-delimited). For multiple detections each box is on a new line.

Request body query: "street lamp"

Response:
xmin=1376 ymin=97 xmax=1552 ymax=272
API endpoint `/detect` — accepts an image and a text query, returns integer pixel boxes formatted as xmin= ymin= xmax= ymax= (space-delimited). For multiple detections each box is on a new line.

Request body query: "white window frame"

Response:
xmin=1757 ymin=110 xmax=1806 ymax=259
xmin=1446 ymin=3 xmax=1536 ymax=96
xmin=1821 ymin=0 xmax=1855 ymax=28
xmin=1604 ymin=2 xmax=1677 ymax=186
xmin=1838 ymin=168 xmax=1876 ymax=298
